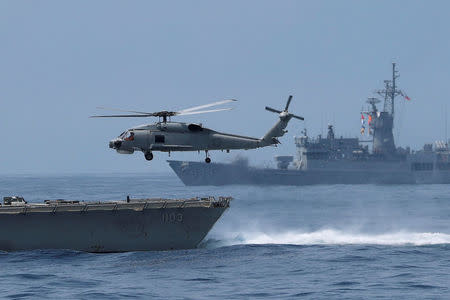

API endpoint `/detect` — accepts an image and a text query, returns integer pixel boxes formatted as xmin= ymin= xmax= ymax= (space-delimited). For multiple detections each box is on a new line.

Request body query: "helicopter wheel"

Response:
xmin=204 ymin=150 xmax=211 ymax=163
xmin=144 ymin=151 xmax=153 ymax=161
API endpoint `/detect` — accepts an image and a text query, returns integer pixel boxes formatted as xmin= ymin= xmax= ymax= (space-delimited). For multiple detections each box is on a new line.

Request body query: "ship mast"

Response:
xmin=365 ymin=63 xmax=408 ymax=158
xmin=392 ymin=62 xmax=397 ymax=117
xmin=376 ymin=62 xmax=403 ymax=120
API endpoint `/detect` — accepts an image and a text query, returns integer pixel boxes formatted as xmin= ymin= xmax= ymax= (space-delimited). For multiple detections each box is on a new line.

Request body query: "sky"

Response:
xmin=1 ymin=0 xmax=450 ymax=174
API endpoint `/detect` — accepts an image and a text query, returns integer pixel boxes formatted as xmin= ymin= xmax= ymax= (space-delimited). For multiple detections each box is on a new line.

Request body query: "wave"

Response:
xmin=221 ymin=229 xmax=450 ymax=246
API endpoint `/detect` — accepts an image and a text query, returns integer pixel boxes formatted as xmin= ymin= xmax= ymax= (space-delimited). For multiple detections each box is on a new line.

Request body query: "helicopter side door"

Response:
xmin=154 ymin=123 xmax=166 ymax=146
xmin=147 ymin=130 xmax=164 ymax=151
xmin=130 ymin=129 xmax=151 ymax=151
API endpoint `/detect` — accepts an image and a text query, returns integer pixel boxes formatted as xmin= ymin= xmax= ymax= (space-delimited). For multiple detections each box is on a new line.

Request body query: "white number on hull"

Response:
xmin=162 ymin=212 xmax=183 ymax=223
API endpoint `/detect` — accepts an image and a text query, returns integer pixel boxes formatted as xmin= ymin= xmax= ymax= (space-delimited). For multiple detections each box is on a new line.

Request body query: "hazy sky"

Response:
xmin=1 ymin=1 xmax=450 ymax=174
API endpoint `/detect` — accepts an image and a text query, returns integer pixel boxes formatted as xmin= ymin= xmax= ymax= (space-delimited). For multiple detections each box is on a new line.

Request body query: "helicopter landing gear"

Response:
xmin=205 ymin=150 xmax=211 ymax=163
xmin=144 ymin=151 xmax=153 ymax=161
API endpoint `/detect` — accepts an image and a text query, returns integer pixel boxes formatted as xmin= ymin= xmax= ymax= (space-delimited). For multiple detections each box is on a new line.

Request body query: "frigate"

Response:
xmin=0 ymin=195 xmax=231 ymax=252
xmin=168 ymin=64 xmax=450 ymax=186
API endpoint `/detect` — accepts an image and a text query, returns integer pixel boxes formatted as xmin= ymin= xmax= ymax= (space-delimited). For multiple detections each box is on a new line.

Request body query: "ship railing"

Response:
xmin=0 ymin=196 xmax=232 ymax=214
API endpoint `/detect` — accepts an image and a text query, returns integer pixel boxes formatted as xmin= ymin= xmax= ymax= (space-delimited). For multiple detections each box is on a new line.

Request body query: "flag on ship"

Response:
xmin=360 ymin=113 xmax=366 ymax=135
xmin=400 ymin=91 xmax=411 ymax=101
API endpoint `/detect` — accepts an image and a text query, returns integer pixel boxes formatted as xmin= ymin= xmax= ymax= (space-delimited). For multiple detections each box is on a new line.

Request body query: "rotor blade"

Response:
xmin=178 ymin=99 xmax=237 ymax=113
xmin=176 ymin=108 xmax=233 ymax=116
xmin=96 ymin=106 xmax=152 ymax=115
xmin=89 ymin=114 xmax=151 ymax=118
xmin=291 ymin=114 xmax=304 ymax=120
xmin=265 ymin=106 xmax=282 ymax=114
xmin=285 ymin=95 xmax=293 ymax=111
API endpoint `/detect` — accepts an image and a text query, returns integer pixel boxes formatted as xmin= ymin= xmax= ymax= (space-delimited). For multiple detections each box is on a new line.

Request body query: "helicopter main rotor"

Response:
xmin=90 ymin=99 xmax=237 ymax=123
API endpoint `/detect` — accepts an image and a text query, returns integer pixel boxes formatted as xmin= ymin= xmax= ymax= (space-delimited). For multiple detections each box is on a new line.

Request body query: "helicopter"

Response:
xmin=90 ymin=96 xmax=303 ymax=163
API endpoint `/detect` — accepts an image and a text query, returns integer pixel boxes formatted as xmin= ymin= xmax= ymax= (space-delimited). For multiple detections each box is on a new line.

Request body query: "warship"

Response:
xmin=0 ymin=195 xmax=231 ymax=252
xmin=168 ymin=64 xmax=450 ymax=186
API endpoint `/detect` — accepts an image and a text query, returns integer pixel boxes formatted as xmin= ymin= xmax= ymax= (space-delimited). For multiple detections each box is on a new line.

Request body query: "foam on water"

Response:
xmin=224 ymin=229 xmax=450 ymax=246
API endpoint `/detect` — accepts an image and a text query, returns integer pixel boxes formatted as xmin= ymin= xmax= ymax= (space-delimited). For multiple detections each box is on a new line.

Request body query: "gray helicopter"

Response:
xmin=91 ymin=96 xmax=303 ymax=163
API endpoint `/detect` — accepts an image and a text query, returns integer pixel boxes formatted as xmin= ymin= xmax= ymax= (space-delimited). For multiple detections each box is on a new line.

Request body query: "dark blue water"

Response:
xmin=0 ymin=174 xmax=449 ymax=299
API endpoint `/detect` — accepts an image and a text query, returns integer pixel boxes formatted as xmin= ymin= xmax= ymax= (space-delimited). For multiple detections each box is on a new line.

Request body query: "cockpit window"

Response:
xmin=121 ymin=131 xmax=135 ymax=141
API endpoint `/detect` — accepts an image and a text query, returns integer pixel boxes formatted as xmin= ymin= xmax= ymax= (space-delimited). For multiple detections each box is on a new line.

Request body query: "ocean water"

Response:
xmin=0 ymin=173 xmax=449 ymax=299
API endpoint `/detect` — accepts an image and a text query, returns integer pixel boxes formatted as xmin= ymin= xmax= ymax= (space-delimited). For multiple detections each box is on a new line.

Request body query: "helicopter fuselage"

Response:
xmin=109 ymin=121 xmax=265 ymax=155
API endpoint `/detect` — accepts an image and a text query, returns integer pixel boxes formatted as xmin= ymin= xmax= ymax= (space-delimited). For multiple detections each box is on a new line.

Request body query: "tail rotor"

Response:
xmin=285 ymin=95 xmax=293 ymax=111
xmin=265 ymin=95 xmax=304 ymax=120
xmin=261 ymin=95 xmax=304 ymax=145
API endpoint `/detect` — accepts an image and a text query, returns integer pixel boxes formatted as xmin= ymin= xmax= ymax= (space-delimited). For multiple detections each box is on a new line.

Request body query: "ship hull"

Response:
xmin=0 ymin=200 xmax=228 ymax=252
xmin=168 ymin=160 xmax=450 ymax=186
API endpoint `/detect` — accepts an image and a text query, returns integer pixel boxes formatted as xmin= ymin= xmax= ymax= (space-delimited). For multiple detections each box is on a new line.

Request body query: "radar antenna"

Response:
xmin=366 ymin=97 xmax=381 ymax=112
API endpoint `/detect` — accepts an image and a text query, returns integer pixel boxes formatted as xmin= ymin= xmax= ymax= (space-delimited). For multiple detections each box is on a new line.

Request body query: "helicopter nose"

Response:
xmin=109 ymin=139 xmax=122 ymax=149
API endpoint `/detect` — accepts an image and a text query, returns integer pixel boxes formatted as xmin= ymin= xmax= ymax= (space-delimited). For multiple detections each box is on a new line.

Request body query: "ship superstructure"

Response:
xmin=295 ymin=63 xmax=410 ymax=171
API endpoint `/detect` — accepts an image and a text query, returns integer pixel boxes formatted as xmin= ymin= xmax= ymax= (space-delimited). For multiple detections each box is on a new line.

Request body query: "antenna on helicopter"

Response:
xmin=90 ymin=99 xmax=237 ymax=123
xmin=265 ymin=95 xmax=304 ymax=120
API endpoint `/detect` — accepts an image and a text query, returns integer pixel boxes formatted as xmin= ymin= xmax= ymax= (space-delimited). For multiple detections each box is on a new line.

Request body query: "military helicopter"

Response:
xmin=90 ymin=96 xmax=303 ymax=163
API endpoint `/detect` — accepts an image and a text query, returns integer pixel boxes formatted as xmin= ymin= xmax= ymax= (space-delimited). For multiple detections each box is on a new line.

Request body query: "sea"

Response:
xmin=0 ymin=173 xmax=449 ymax=299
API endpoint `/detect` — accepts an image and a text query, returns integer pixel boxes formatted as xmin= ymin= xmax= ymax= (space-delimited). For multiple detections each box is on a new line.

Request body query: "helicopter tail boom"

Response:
xmin=260 ymin=115 xmax=292 ymax=146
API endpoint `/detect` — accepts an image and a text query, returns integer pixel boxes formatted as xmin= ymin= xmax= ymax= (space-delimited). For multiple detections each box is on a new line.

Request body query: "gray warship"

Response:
xmin=168 ymin=64 xmax=450 ymax=186
xmin=0 ymin=195 xmax=231 ymax=252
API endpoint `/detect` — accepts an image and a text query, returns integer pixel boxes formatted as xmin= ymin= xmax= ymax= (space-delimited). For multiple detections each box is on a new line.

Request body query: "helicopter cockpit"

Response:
xmin=119 ymin=131 xmax=135 ymax=141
